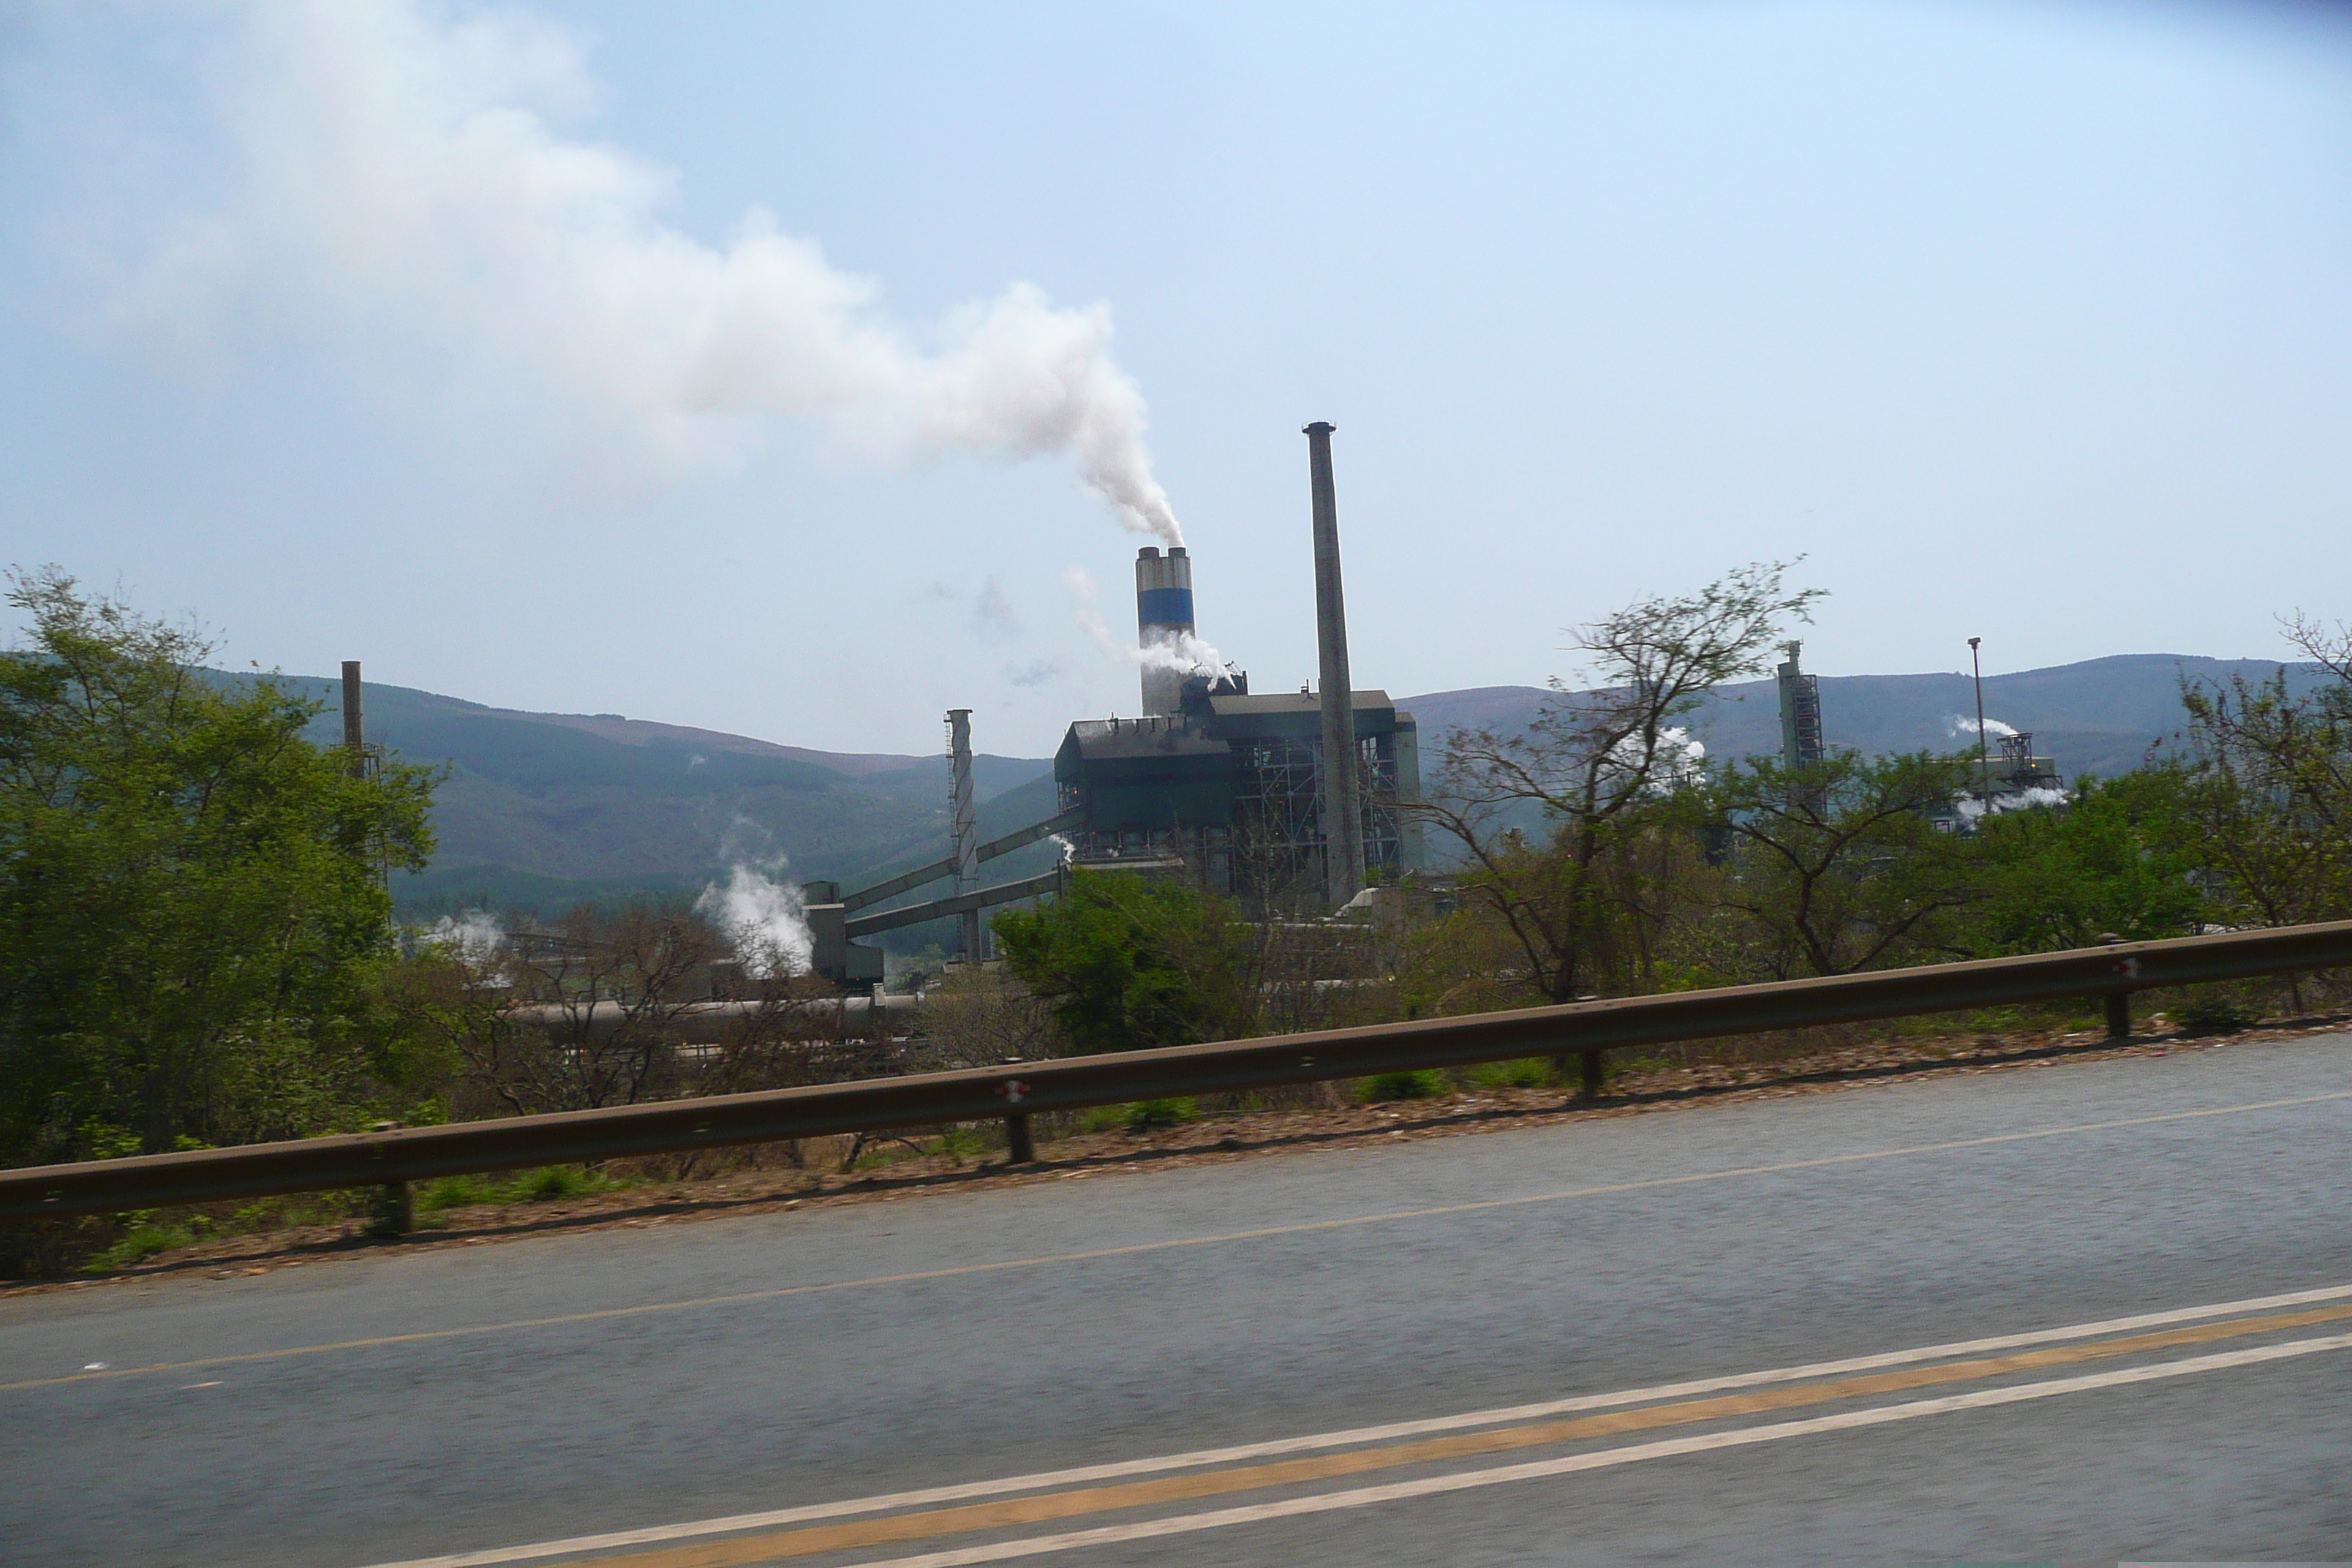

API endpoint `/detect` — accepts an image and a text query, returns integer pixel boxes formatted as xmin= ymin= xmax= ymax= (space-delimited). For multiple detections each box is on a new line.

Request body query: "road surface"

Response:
xmin=5 ymin=1031 xmax=2351 ymax=1565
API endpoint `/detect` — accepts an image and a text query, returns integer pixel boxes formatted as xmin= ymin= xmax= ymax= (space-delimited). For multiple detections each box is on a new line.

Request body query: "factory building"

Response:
xmin=1054 ymin=540 xmax=1422 ymax=907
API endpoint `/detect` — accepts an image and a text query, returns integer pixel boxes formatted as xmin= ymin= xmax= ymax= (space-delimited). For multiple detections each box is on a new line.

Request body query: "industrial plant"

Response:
xmin=791 ymin=422 xmax=1423 ymax=984
xmin=333 ymin=430 xmax=2073 ymax=994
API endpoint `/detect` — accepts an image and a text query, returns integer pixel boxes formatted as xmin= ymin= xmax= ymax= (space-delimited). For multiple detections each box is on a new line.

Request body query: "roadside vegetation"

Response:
xmin=6 ymin=564 xmax=2351 ymax=1277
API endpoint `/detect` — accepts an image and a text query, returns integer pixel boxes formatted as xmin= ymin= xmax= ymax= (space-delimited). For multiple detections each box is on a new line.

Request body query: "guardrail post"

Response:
xmin=997 ymin=1060 xmax=1037 ymax=1164
xmin=367 ymin=1180 xmax=412 ymax=1238
xmin=365 ymin=1121 xmax=410 ymax=1238
xmin=2098 ymin=934 xmax=2132 ymax=1041
xmin=1577 ymin=1047 xmax=1606 ymax=1102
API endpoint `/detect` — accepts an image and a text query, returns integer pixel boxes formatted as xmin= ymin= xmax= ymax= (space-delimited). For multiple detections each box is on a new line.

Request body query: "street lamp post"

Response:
xmin=1968 ymin=636 xmax=1992 ymax=818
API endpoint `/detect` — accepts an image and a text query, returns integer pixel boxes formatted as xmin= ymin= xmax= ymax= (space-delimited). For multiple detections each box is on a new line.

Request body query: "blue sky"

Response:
xmin=4 ymin=0 xmax=2348 ymax=755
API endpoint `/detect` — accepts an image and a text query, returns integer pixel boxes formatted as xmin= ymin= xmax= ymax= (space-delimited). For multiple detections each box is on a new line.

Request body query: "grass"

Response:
xmin=1071 ymin=1098 xmax=1200 ymax=1134
xmin=931 ymin=1126 xmax=990 ymax=1162
xmin=2174 ymin=992 xmax=2261 ymax=1035
xmin=1360 ymin=1069 xmax=1448 ymax=1103
xmin=86 ymin=1221 xmax=195 ymax=1271
xmin=416 ymin=1165 xmax=629 ymax=1215
xmin=1460 ymin=1058 xmax=1553 ymax=1091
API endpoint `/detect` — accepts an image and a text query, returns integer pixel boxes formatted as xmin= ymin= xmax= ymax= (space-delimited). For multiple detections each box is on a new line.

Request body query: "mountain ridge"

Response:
xmin=253 ymin=652 xmax=2322 ymax=918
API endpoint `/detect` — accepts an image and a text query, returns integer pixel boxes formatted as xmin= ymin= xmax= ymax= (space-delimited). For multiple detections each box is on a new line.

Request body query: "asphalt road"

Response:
xmin=6 ymin=1032 xmax=2351 ymax=1567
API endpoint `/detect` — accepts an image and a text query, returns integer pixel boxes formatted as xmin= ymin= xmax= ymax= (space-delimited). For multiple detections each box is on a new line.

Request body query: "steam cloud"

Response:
xmin=1956 ymin=785 xmax=2070 ymax=822
xmin=1063 ymin=566 xmax=1232 ymax=687
xmin=696 ymin=863 xmax=813 ymax=980
xmin=1952 ymin=716 xmax=2020 ymax=739
xmin=112 ymin=0 xmax=1183 ymax=540
xmin=423 ymin=908 xmax=505 ymax=967
xmin=1605 ymin=725 xmax=1706 ymax=794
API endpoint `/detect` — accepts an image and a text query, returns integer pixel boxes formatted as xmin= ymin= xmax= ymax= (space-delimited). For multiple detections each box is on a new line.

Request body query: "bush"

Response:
xmin=2174 ymin=992 xmax=2260 ymax=1036
xmin=992 ymin=872 xmax=1252 ymax=1054
xmin=416 ymin=1174 xmax=500 ymax=1213
xmin=1464 ymin=1058 xmax=1552 ymax=1090
xmin=415 ymin=1165 xmax=623 ymax=1214
xmin=1125 ymin=1098 xmax=1196 ymax=1131
xmin=86 ymin=1220 xmax=193 ymax=1271
xmin=1361 ymin=1069 xmax=1448 ymax=1102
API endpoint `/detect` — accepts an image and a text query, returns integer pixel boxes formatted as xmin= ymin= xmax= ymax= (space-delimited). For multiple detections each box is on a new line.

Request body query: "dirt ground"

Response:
xmin=8 ymin=1014 xmax=2344 ymax=1299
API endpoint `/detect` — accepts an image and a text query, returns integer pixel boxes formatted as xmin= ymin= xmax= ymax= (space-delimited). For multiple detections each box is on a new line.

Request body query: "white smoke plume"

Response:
xmin=1952 ymin=715 xmax=2020 ymax=739
xmin=1137 ymin=630 xmax=1234 ymax=679
xmin=1605 ymin=725 xmax=1706 ymax=794
xmin=1955 ymin=785 xmax=2070 ymax=823
xmin=107 ymin=0 xmax=1183 ymax=540
xmin=696 ymin=863 xmax=813 ymax=980
xmin=1063 ymin=565 xmax=1233 ymax=687
xmin=423 ymin=908 xmax=505 ymax=967
xmin=1658 ymin=727 xmax=1708 ymax=785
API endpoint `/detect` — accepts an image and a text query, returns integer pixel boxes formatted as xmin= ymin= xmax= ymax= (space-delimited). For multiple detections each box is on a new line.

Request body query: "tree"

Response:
xmin=2171 ymin=614 xmax=2352 ymax=930
xmin=992 ymin=871 xmax=1252 ymax=1054
xmin=1709 ymin=750 xmax=1985 ymax=978
xmin=1413 ymin=562 xmax=1825 ymax=1014
xmin=0 ymin=570 xmax=436 ymax=1164
xmin=1970 ymin=770 xmax=2211 ymax=954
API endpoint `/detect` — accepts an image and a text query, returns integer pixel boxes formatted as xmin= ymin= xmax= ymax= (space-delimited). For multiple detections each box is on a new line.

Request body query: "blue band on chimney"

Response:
xmin=1137 ymin=587 xmax=1194 ymax=630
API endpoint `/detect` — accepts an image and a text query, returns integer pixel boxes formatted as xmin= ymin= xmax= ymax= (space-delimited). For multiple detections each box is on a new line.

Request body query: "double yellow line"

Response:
xmin=558 ymin=1297 xmax=2352 ymax=1567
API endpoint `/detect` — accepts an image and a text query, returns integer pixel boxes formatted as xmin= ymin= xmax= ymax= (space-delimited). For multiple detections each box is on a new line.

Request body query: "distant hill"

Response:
xmin=254 ymin=652 xmax=2322 ymax=922
xmin=1402 ymin=654 xmax=2329 ymax=783
xmin=259 ymin=676 xmax=1057 ymax=924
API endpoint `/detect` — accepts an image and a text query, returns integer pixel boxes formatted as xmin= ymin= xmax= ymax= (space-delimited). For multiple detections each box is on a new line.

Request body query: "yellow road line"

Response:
xmin=837 ymin=1333 xmax=2352 ymax=1568
xmin=11 ymin=1086 xmax=2346 ymax=1398
xmin=355 ymin=1279 xmax=2352 ymax=1568
xmin=536 ymin=1300 xmax=2352 ymax=1567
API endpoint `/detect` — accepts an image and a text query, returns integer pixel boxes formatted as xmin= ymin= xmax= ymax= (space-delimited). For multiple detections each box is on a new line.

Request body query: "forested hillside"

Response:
xmin=1402 ymin=654 xmax=2329 ymax=782
xmin=255 ymin=652 xmax=2321 ymax=919
xmin=260 ymin=676 xmax=1055 ymax=917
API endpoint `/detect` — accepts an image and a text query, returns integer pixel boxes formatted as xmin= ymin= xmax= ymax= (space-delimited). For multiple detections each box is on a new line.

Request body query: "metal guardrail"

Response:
xmin=4 ymin=921 xmax=2348 ymax=1228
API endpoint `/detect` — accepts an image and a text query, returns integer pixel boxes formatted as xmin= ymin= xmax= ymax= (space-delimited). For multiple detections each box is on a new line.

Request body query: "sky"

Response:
xmin=3 ymin=0 xmax=2348 ymax=757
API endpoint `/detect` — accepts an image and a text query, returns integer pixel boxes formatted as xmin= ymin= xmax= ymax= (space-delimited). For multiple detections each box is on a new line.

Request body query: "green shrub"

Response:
xmin=1361 ymin=1069 xmax=1448 ymax=1103
xmin=86 ymin=1221 xmax=193 ymax=1272
xmin=1126 ymin=1098 xmax=1197 ymax=1131
xmin=415 ymin=1166 xmax=622 ymax=1212
xmin=506 ymin=1165 xmax=622 ymax=1202
xmin=933 ymin=1126 xmax=987 ymax=1160
xmin=1464 ymin=1058 xmax=1552 ymax=1090
xmin=2175 ymin=993 xmax=2260 ymax=1036
xmin=417 ymin=1174 xmax=500 ymax=1213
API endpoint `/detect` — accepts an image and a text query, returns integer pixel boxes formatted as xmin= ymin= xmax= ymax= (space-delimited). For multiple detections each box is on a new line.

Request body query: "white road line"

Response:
xmin=354 ymin=1279 xmax=2352 ymax=1568
xmin=838 ymin=1332 xmax=2352 ymax=1568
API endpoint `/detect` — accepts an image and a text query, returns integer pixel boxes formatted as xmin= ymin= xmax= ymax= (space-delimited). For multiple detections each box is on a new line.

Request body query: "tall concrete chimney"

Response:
xmin=946 ymin=709 xmax=981 ymax=960
xmin=1305 ymin=421 xmax=1365 ymax=908
xmin=340 ymin=660 xmax=367 ymax=779
xmin=1134 ymin=545 xmax=1195 ymax=716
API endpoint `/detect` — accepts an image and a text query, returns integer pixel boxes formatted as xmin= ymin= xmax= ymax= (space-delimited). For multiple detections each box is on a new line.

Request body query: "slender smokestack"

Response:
xmin=340 ymin=660 xmax=366 ymax=779
xmin=946 ymin=709 xmax=981 ymax=960
xmin=1305 ymin=421 xmax=1364 ymax=908
xmin=1134 ymin=545 xmax=1195 ymax=716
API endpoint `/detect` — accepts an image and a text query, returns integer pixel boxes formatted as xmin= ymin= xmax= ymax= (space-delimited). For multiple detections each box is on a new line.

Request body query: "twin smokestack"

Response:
xmin=1130 ymin=421 xmax=1363 ymax=907
xmin=1133 ymin=543 xmax=1195 ymax=718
